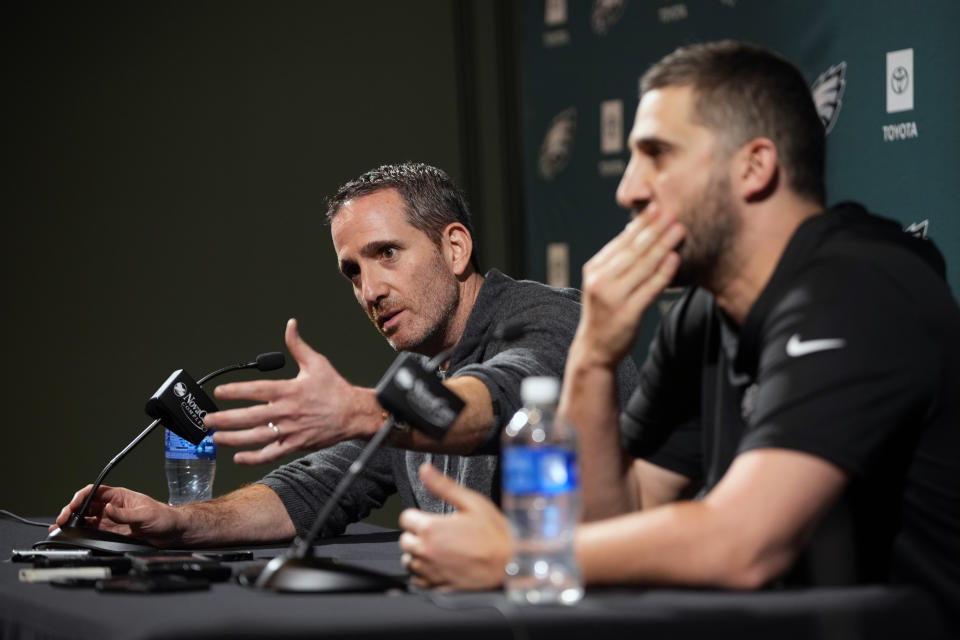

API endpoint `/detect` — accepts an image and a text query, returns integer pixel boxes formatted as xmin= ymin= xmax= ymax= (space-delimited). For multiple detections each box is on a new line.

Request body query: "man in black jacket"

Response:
xmin=397 ymin=41 xmax=960 ymax=627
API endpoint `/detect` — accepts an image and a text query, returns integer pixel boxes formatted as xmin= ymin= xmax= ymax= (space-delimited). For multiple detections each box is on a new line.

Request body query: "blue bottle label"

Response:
xmin=502 ymin=446 xmax=577 ymax=495
xmin=164 ymin=429 xmax=216 ymax=460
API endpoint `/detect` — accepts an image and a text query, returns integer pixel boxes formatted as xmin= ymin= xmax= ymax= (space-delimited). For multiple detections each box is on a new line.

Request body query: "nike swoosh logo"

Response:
xmin=786 ymin=334 xmax=847 ymax=357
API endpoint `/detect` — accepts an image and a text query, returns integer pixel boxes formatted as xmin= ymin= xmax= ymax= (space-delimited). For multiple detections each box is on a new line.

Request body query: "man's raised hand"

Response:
xmin=207 ymin=318 xmax=377 ymax=465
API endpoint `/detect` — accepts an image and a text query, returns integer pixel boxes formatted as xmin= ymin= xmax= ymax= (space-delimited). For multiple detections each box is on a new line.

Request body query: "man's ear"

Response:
xmin=441 ymin=222 xmax=473 ymax=277
xmin=735 ymin=137 xmax=779 ymax=203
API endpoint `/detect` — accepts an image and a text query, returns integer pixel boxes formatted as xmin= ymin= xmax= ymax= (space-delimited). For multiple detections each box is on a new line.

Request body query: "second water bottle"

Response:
xmin=501 ymin=376 xmax=583 ymax=605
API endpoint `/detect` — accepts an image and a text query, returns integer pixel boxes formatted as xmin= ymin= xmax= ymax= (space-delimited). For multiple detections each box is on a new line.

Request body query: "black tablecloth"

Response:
xmin=0 ymin=516 xmax=948 ymax=640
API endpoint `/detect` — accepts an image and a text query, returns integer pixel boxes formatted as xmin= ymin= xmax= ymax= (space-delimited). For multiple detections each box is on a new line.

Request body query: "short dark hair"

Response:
xmin=325 ymin=162 xmax=480 ymax=271
xmin=641 ymin=40 xmax=826 ymax=204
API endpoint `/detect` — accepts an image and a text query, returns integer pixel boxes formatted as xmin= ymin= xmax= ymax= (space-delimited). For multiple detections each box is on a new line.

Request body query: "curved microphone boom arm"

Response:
xmin=252 ymin=322 xmax=526 ymax=591
xmin=37 ymin=352 xmax=285 ymax=553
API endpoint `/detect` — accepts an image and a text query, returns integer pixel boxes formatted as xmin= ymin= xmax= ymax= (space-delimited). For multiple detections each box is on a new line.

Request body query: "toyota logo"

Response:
xmin=891 ymin=66 xmax=909 ymax=94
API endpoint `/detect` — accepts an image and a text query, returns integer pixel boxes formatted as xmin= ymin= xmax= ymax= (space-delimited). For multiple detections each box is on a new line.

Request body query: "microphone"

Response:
xmin=373 ymin=353 xmax=466 ymax=440
xmin=36 ymin=352 xmax=286 ymax=554
xmin=146 ymin=352 xmax=286 ymax=445
xmin=197 ymin=352 xmax=286 ymax=385
xmin=253 ymin=324 xmax=525 ymax=592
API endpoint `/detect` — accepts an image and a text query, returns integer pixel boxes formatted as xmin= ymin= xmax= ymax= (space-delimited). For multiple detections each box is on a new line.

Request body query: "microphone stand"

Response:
xmin=252 ymin=326 xmax=519 ymax=592
xmin=39 ymin=416 xmax=165 ymax=553
xmin=253 ymin=416 xmax=405 ymax=592
xmin=36 ymin=355 xmax=283 ymax=554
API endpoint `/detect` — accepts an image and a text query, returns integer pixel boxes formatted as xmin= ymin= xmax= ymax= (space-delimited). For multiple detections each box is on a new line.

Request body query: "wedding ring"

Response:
xmin=268 ymin=422 xmax=280 ymax=437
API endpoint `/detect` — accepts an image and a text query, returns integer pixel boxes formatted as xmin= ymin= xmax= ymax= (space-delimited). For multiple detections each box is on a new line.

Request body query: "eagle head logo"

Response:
xmin=538 ymin=107 xmax=577 ymax=181
xmin=592 ymin=0 xmax=627 ymax=35
xmin=904 ymin=219 xmax=930 ymax=239
xmin=811 ymin=62 xmax=847 ymax=134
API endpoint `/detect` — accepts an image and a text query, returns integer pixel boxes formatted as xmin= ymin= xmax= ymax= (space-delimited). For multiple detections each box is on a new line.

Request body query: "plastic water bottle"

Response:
xmin=164 ymin=429 xmax=216 ymax=505
xmin=502 ymin=376 xmax=583 ymax=605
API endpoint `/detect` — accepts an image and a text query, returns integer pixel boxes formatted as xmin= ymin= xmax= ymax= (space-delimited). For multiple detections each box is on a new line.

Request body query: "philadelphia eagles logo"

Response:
xmin=538 ymin=107 xmax=577 ymax=181
xmin=592 ymin=0 xmax=627 ymax=35
xmin=811 ymin=62 xmax=846 ymax=134
xmin=904 ymin=219 xmax=929 ymax=239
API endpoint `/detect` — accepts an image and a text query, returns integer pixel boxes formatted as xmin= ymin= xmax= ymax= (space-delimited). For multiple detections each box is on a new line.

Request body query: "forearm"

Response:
xmin=387 ymin=376 xmax=494 ymax=454
xmin=176 ymin=483 xmax=296 ymax=547
xmin=560 ymin=340 xmax=635 ymax=520
xmin=574 ymin=450 xmax=846 ymax=589
xmin=575 ymin=500 xmax=790 ymax=590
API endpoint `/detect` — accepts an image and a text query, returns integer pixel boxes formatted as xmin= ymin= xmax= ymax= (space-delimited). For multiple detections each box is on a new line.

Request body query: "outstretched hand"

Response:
xmin=574 ymin=208 xmax=684 ymax=369
xmin=398 ymin=463 xmax=511 ymax=590
xmin=206 ymin=318 xmax=371 ymax=465
xmin=51 ymin=484 xmax=183 ymax=548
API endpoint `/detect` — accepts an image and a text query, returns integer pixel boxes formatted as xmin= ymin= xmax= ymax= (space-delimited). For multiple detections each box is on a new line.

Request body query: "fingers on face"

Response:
xmin=590 ymin=206 xmax=668 ymax=263
xmin=623 ymin=222 xmax=684 ymax=293
xmin=583 ymin=218 xmax=685 ymax=304
xmin=587 ymin=215 xmax=647 ymax=267
xmin=588 ymin=210 xmax=681 ymax=278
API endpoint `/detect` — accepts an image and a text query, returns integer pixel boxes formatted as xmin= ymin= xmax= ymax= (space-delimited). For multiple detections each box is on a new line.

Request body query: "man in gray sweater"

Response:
xmin=52 ymin=162 xmax=637 ymax=546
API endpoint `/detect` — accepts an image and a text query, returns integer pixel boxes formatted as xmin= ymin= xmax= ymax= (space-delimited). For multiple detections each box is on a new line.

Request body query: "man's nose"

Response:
xmin=361 ymin=270 xmax=389 ymax=306
xmin=616 ymin=156 xmax=653 ymax=213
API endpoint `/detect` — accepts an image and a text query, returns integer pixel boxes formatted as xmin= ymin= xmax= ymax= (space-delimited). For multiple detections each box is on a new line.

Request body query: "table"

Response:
xmin=0 ymin=516 xmax=949 ymax=639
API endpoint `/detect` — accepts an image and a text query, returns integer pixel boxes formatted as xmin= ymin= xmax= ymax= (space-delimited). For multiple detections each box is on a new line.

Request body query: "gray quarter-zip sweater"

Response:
xmin=260 ymin=269 xmax=639 ymax=538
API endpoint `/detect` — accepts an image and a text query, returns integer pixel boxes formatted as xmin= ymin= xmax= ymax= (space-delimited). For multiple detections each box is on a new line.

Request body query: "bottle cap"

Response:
xmin=520 ymin=376 xmax=560 ymax=405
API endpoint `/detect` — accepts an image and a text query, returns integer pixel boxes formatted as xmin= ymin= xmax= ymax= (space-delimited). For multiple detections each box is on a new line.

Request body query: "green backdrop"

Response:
xmin=521 ymin=0 xmax=960 ymax=354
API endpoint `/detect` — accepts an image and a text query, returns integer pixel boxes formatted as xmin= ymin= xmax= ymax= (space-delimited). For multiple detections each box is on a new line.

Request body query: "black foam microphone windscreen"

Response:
xmin=255 ymin=352 xmax=286 ymax=371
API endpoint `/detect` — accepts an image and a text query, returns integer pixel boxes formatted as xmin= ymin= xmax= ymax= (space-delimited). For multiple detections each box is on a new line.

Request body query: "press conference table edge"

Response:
xmin=0 ymin=516 xmax=949 ymax=640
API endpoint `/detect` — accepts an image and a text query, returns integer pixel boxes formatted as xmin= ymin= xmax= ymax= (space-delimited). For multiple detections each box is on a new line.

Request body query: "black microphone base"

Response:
xmin=254 ymin=554 xmax=404 ymax=593
xmin=35 ymin=525 xmax=156 ymax=554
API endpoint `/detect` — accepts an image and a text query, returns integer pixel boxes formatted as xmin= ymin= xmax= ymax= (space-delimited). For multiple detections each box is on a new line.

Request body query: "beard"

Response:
xmin=671 ymin=168 xmax=741 ymax=289
xmin=375 ymin=248 xmax=461 ymax=355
